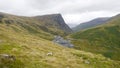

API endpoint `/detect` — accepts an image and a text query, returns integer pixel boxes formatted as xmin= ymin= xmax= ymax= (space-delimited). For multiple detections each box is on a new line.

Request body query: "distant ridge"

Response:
xmin=70 ymin=14 xmax=120 ymax=60
xmin=72 ymin=17 xmax=110 ymax=32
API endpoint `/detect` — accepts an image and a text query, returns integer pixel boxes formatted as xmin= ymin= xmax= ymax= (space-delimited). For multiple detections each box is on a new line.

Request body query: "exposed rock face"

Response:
xmin=0 ymin=12 xmax=72 ymax=37
xmin=34 ymin=14 xmax=73 ymax=34
xmin=52 ymin=14 xmax=73 ymax=33
xmin=53 ymin=36 xmax=74 ymax=48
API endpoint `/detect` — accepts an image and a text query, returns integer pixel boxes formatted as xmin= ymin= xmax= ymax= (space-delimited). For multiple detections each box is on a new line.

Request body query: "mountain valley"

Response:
xmin=0 ymin=12 xmax=120 ymax=68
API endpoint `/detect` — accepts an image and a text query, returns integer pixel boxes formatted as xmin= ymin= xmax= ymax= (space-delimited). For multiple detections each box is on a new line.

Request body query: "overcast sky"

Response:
xmin=0 ymin=0 xmax=120 ymax=27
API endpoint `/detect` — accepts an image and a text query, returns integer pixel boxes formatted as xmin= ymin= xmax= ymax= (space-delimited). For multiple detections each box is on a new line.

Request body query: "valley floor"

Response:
xmin=0 ymin=27 xmax=120 ymax=68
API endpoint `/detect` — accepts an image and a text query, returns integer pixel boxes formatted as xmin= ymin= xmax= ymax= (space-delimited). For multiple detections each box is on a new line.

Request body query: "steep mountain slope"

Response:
xmin=0 ymin=12 xmax=120 ymax=68
xmin=0 ymin=12 xmax=72 ymax=38
xmin=72 ymin=17 xmax=110 ymax=32
xmin=70 ymin=14 xmax=120 ymax=60
xmin=34 ymin=14 xmax=73 ymax=35
xmin=0 ymin=12 xmax=54 ymax=40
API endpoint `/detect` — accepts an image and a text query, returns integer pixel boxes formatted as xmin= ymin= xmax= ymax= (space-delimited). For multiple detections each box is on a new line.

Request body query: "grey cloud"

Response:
xmin=58 ymin=0 xmax=120 ymax=14
xmin=0 ymin=0 xmax=120 ymax=26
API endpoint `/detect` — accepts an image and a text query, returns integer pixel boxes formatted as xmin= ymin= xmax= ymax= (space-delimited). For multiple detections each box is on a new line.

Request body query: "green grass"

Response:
xmin=1 ymin=27 xmax=120 ymax=68
xmin=0 ymin=24 xmax=119 ymax=68
xmin=0 ymin=13 xmax=120 ymax=68
xmin=70 ymin=14 xmax=120 ymax=61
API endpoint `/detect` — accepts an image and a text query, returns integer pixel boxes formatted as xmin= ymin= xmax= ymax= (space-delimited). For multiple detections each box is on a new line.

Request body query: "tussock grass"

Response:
xmin=0 ymin=23 xmax=120 ymax=68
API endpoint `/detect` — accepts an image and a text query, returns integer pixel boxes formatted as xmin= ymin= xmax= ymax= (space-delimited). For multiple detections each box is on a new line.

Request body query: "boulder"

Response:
xmin=47 ymin=52 xmax=53 ymax=56
xmin=0 ymin=54 xmax=16 ymax=61
xmin=84 ymin=60 xmax=90 ymax=64
xmin=53 ymin=36 xmax=74 ymax=48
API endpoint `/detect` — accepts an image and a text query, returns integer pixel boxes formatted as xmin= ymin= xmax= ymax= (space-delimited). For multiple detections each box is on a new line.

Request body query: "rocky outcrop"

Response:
xmin=0 ymin=13 xmax=4 ymax=23
xmin=34 ymin=14 xmax=73 ymax=34
xmin=0 ymin=54 xmax=16 ymax=61
xmin=0 ymin=12 xmax=72 ymax=39
xmin=53 ymin=36 xmax=74 ymax=48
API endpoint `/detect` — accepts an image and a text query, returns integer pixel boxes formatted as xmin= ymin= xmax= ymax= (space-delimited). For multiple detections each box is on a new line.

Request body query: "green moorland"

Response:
xmin=72 ymin=17 xmax=110 ymax=32
xmin=0 ymin=13 xmax=120 ymax=68
xmin=70 ymin=14 xmax=120 ymax=61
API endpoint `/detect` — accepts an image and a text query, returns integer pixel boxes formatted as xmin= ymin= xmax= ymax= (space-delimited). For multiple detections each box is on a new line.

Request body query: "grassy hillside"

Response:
xmin=70 ymin=14 xmax=120 ymax=61
xmin=0 ymin=24 xmax=120 ymax=68
xmin=0 ymin=12 xmax=72 ymax=38
xmin=0 ymin=12 xmax=120 ymax=68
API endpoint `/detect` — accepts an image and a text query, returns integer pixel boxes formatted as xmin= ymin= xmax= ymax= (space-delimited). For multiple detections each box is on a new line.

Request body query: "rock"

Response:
xmin=0 ymin=54 xmax=16 ymax=61
xmin=84 ymin=60 xmax=90 ymax=64
xmin=53 ymin=36 xmax=74 ymax=48
xmin=47 ymin=52 xmax=53 ymax=56
xmin=4 ymin=20 xmax=13 ymax=24
xmin=0 ymin=14 xmax=4 ymax=23
xmin=34 ymin=14 xmax=73 ymax=34
xmin=0 ymin=14 xmax=4 ymax=19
